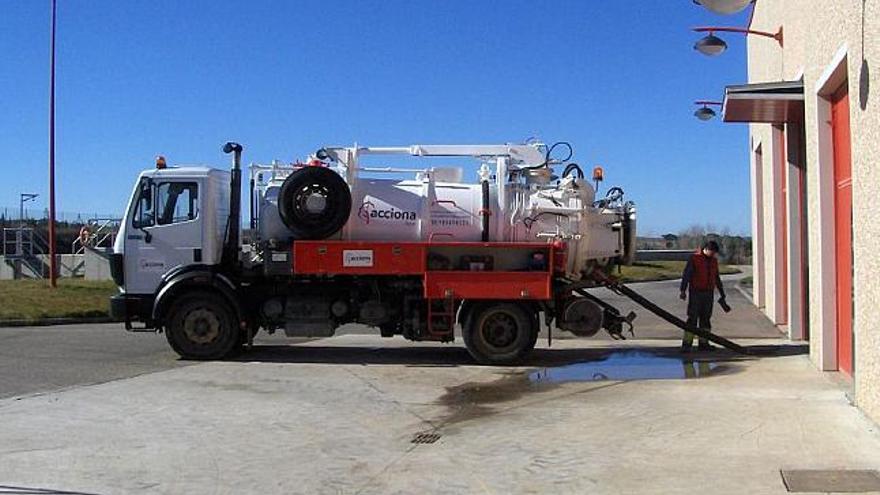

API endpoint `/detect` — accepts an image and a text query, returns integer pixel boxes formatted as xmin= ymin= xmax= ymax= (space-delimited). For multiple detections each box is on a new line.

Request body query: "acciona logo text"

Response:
xmin=358 ymin=201 xmax=417 ymax=224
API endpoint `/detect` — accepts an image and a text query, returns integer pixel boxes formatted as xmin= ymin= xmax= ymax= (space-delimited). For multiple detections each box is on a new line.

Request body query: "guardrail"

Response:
xmin=71 ymin=218 xmax=120 ymax=255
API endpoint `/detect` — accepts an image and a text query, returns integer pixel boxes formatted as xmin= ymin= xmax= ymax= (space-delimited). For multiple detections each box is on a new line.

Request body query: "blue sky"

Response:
xmin=1 ymin=1 xmax=753 ymax=235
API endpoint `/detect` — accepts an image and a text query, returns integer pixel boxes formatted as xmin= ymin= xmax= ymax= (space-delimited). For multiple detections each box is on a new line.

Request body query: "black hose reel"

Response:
xmin=278 ymin=167 xmax=352 ymax=239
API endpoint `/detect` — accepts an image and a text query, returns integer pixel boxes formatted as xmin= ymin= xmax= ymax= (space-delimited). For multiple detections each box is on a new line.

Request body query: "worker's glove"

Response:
xmin=718 ymin=297 xmax=732 ymax=313
xmin=679 ymin=291 xmax=687 ymax=301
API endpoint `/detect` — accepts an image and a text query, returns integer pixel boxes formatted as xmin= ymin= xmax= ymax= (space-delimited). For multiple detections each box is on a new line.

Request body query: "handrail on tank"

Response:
xmin=428 ymin=232 xmax=456 ymax=242
xmin=325 ymin=143 xmax=547 ymax=168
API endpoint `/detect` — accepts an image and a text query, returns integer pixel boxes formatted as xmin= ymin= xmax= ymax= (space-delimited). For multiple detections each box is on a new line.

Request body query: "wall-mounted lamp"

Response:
xmin=694 ymin=100 xmax=723 ymax=121
xmin=692 ymin=0 xmax=753 ymax=15
xmin=693 ymin=26 xmax=783 ymax=56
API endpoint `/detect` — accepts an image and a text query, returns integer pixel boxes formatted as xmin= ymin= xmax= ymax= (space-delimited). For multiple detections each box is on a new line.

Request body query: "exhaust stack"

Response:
xmin=222 ymin=142 xmax=243 ymax=269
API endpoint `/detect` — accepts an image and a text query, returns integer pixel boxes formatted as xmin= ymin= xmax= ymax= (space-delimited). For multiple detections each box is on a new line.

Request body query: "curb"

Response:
xmin=0 ymin=316 xmax=120 ymax=328
xmin=735 ymin=282 xmax=754 ymax=302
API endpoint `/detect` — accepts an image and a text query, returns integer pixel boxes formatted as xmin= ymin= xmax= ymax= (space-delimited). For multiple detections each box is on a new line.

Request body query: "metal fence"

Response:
xmin=0 ymin=206 xmax=120 ymax=224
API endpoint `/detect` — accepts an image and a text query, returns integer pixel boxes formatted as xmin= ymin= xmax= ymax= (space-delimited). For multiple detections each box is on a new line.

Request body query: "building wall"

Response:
xmin=747 ymin=0 xmax=879 ymax=423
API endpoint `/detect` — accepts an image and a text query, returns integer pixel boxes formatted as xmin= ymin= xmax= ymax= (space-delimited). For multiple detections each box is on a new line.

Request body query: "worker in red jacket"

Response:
xmin=679 ymin=240 xmax=727 ymax=351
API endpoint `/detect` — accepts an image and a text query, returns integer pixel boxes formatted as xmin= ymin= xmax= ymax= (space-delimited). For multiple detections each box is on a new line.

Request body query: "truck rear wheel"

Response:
xmin=463 ymin=302 xmax=537 ymax=365
xmin=164 ymin=292 xmax=239 ymax=360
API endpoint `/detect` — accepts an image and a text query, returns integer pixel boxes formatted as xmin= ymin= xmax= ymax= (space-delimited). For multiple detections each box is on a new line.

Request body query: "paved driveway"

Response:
xmin=0 ymin=276 xmax=777 ymax=401
xmin=3 ymin=278 xmax=876 ymax=495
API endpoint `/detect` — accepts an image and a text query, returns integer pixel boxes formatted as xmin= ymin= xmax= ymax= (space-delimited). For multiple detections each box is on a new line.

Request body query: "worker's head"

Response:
xmin=702 ymin=240 xmax=720 ymax=257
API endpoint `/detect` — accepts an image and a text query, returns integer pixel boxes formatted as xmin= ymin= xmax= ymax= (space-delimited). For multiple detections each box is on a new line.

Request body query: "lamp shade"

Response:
xmin=694 ymin=34 xmax=728 ymax=56
xmin=694 ymin=106 xmax=717 ymax=121
xmin=695 ymin=0 xmax=752 ymax=14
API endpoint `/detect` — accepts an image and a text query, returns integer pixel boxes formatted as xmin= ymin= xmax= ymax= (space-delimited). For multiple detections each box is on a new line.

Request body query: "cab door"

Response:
xmin=124 ymin=178 xmax=203 ymax=295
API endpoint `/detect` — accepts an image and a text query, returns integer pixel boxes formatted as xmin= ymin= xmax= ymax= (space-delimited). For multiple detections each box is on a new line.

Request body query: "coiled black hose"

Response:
xmin=562 ymin=162 xmax=584 ymax=179
xmin=521 ymin=141 xmax=573 ymax=170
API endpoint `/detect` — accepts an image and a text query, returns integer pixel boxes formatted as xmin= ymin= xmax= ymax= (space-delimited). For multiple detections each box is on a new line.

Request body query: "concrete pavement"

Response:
xmin=1 ymin=336 xmax=879 ymax=494
xmin=0 ymin=275 xmax=773 ymax=400
xmin=2 ymin=277 xmax=878 ymax=494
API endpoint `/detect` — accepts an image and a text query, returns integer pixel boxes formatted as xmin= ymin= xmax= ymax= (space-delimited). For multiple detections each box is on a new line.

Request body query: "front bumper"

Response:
xmin=111 ymin=293 xmax=155 ymax=330
xmin=109 ymin=253 xmax=124 ymax=286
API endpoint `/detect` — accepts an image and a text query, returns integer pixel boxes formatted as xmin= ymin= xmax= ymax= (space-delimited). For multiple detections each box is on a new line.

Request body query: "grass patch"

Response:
xmin=617 ymin=261 xmax=740 ymax=284
xmin=0 ymin=279 xmax=118 ymax=321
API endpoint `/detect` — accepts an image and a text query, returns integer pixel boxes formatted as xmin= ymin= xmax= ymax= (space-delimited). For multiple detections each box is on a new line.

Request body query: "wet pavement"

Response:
xmin=528 ymin=350 xmax=723 ymax=382
xmin=434 ymin=349 xmax=739 ymax=428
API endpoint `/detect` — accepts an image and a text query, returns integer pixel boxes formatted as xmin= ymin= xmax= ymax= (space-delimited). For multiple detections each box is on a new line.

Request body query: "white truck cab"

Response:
xmin=114 ymin=166 xmax=229 ymax=294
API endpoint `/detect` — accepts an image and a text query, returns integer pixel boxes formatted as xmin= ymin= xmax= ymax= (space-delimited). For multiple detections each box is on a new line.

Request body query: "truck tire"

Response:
xmin=164 ymin=292 xmax=239 ymax=360
xmin=278 ymin=166 xmax=351 ymax=239
xmin=463 ymin=302 xmax=537 ymax=365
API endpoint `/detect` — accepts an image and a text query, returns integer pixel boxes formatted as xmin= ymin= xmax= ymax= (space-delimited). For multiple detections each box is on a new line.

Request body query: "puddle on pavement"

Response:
xmin=529 ymin=351 xmax=719 ymax=384
xmin=435 ymin=350 xmax=728 ymax=428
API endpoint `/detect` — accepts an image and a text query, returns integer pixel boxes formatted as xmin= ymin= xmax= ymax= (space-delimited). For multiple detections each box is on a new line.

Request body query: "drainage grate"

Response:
xmin=411 ymin=431 xmax=442 ymax=444
xmin=781 ymin=469 xmax=880 ymax=493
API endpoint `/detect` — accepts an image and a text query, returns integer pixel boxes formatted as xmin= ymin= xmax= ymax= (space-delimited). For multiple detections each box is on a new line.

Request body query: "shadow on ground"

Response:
xmin=0 ymin=485 xmax=104 ymax=495
xmin=223 ymin=342 xmax=808 ymax=367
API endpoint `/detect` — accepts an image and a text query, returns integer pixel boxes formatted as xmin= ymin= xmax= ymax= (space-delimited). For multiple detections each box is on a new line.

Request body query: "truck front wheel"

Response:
xmin=164 ymin=292 xmax=239 ymax=360
xmin=463 ymin=302 xmax=537 ymax=365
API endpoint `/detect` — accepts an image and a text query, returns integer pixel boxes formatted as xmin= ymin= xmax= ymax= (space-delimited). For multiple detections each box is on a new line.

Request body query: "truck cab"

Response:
xmin=110 ymin=164 xmax=230 ymax=326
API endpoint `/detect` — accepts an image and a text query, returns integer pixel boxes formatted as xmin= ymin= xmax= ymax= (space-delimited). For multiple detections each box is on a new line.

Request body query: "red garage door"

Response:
xmin=831 ymin=84 xmax=853 ymax=375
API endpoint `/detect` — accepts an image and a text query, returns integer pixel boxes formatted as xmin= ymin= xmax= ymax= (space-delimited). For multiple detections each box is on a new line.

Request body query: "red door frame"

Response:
xmin=831 ymin=84 xmax=853 ymax=375
xmin=793 ymin=124 xmax=810 ymax=341
xmin=776 ymin=126 xmax=789 ymax=326
xmin=754 ymin=146 xmax=766 ymax=308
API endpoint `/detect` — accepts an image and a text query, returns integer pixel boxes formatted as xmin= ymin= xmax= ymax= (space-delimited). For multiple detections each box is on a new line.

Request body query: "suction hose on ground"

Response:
xmin=609 ymin=283 xmax=749 ymax=354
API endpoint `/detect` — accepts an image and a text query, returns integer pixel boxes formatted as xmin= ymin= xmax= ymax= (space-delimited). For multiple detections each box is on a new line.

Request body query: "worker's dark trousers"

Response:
xmin=684 ymin=289 xmax=714 ymax=347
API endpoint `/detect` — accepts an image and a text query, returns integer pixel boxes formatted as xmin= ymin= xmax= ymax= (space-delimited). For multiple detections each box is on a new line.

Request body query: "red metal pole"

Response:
xmin=48 ymin=0 xmax=57 ymax=288
xmin=692 ymin=25 xmax=784 ymax=46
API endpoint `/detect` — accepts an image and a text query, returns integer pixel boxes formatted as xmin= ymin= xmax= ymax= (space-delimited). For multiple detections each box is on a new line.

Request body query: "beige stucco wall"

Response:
xmin=746 ymin=0 xmax=879 ymax=423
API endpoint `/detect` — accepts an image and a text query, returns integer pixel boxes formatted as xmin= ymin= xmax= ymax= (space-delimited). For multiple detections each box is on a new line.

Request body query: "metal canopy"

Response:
xmin=722 ymin=80 xmax=804 ymax=123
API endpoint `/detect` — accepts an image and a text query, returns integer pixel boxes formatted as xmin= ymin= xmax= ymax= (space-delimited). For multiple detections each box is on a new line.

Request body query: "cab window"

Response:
xmin=132 ymin=180 xmax=154 ymax=228
xmin=156 ymin=182 xmax=198 ymax=225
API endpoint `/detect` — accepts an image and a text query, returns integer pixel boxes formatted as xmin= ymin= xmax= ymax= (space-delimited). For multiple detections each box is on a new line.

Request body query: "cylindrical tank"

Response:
xmin=347 ymin=179 xmax=487 ymax=242
xmin=255 ymin=159 xmax=631 ymax=279
xmin=259 ymin=176 xmax=490 ymax=243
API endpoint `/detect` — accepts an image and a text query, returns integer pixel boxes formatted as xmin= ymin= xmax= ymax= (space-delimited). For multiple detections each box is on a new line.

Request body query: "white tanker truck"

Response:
xmin=111 ymin=140 xmax=647 ymax=364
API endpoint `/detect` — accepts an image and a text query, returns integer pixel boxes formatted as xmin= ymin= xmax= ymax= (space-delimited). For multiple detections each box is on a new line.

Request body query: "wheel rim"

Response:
xmin=183 ymin=308 xmax=221 ymax=345
xmin=293 ymin=183 xmax=335 ymax=225
xmin=304 ymin=191 xmax=327 ymax=213
xmin=480 ymin=311 xmax=519 ymax=350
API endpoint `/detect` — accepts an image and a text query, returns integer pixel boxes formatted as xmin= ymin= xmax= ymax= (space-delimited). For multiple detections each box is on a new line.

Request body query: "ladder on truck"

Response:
xmin=426 ymin=290 xmax=456 ymax=341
